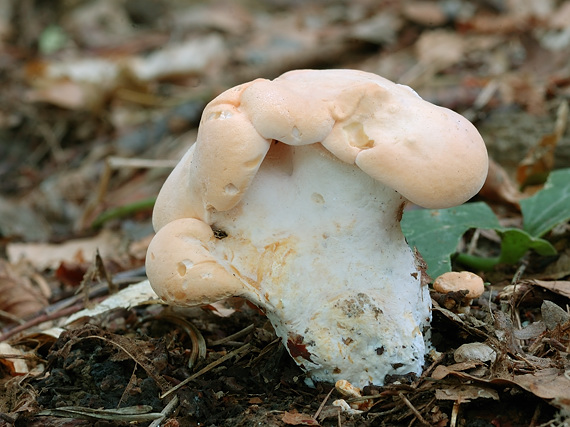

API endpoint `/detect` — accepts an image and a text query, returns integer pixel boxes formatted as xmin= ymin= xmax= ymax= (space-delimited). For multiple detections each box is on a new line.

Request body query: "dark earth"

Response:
xmin=1 ymin=0 xmax=570 ymax=426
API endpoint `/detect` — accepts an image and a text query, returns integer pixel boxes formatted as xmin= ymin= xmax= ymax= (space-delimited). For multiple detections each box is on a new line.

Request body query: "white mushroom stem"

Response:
xmin=147 ymin=143 xmax=431 ymax=387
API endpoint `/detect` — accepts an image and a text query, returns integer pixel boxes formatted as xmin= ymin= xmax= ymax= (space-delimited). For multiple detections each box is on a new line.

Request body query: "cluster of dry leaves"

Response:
xmin=1 ymin=0 xmax=570 ymax=426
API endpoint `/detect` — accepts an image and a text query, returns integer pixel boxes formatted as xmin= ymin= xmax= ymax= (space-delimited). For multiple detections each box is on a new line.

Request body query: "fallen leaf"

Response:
xmin=6 ymin=228 xmax=124 ymax=270
xmin=431 ymin=365 xmax=481 ymax=381
xmin=435 ymin=384 xmax=499 ymax=402
xmin=127 ymin=34 xmax=226 ymax=82
xmin=0 ymin=260 xmax=48 ymax=319
xmin=543 ymin=249 xmax=570 ymax=280
xmin=550 ymin=2 xmax=570 ymax=29
xmin=350 ymin=11 xmax=402 ymax=45
xmin=0 ymin=342 xmax=29 ymax=375
xmin=282 ymin=410 xmax=320 ymax=426
xmin=479 ymin=157 xmax=523 ymax=207
xmin=529 ymin=280 xmax=570 ymax=299
xmin=401 ymin=1 xmax=447 ymax=27
xmin=513 ymin=321 xmax=546 ymax=340
xmin=512 ymin=368 xmax=570 ymax=403
xmin=541 ymin=300 xmax=570 ymax=330
xmin=517 ymin=101 xmax=568 ymax=187
xmin=65 ymin=280 xmax=159 ymax=325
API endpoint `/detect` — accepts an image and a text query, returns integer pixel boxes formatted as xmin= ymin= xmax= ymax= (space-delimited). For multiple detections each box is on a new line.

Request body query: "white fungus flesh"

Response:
xmin=146 ymin=69 xmax=489 ymax=387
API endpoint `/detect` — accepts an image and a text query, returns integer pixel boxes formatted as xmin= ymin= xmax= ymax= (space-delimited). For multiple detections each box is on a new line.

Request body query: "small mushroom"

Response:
xmin=432 ymin=271 xmax=485 ymax=313
xmin=146 ymin=69 xmax=488 ymax=387
xmin=333 ymin=380 xmax=374 ymax=412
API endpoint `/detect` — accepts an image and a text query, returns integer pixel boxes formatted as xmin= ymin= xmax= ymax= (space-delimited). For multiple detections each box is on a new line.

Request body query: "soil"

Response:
xmin=0 ymin=1 xmax=569 ymax=426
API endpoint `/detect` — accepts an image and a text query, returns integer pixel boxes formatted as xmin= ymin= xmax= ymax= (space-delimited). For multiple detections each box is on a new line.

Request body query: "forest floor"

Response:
xmin=0 ymin=1 xmax=570 ymax=426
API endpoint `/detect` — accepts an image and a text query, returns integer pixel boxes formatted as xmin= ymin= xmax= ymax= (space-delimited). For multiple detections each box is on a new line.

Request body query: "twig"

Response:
xmin=0 ymin=302 xmax=85 ymax=342
xmin=529 ymin=403 xmax=541 ymax=427
xmin=0 ymin=412 xmax=16 ymax=424
xmin=0 ymin=267 xmax=147 ymax=342
xmin=313 ymin=386 xmax=335 ymax=420
xmin=95 ymin=250 xmax=116 ymax=294
xmin=209 ymin=323 xmax=254 ymax=346
xmin=411 ymin=351 xmax=445 ymax=389
xmin=398 ymin=392 xmax=430 ymax=427
xmin=161 ymin=343 xmax=251 ymax=399
xmin=148 ymin=395 xmax=179 ymax=427
xmin=0 ymin=309 xmax=25 ymax=325
xmin=450 ymin=401 xmax=460 ymax=427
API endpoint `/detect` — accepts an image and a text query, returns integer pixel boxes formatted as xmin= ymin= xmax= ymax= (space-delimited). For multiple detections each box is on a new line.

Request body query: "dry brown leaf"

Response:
xmin=416 ymin=30 xmax=465 ymax=68
xmin=435 ymin=384 xmax=499 ymax=402
xmin=0 ymin=260 xmax=48 ymax=319
xmin=26 ymin=80 xmax=105 ymax=111
xmin=25 ymin=34 xmax=226 ymax=110
xmin=172 ymin=2 xmax=252 ymax=36
xmin=400 ymin=29 xmax=465 ymax=86
xmin=401 ymin=1 xmax=447 ymax=27
xmin=282 ymin=410 xmax=320 ymax=426
xmin=432 ymin=364 xmax=570 ymax=410
xmin=461 ymin=12 xmax=526 ymax=35
xmin=543 ymin=249 xmax=570 ymax=280
xmin=517 ymin=101 xmax=568 ymax=187
xmin=541 ymin=300 xmax=570 ymax=331
xmin=499 ymin=73 xmax=548 ymax=115
xmin=512 ymin=368 xmax=570 ymax=403
xmin=529 ymin=280 xmax=570 ymax=299
xmin=479 ymin=157 xmax=523 ymax=207
xmin=550 ymin=2 xmax=570 ymax=29
xmin=431 ymin=364 xmax=480 ymax=381
xmin=513 ymin=321 xmax=547 ymax=340
xmin=6 ymin=228 xmax=124 ymax=271
xmin=0 ymin=342 xmax=29 ymax=375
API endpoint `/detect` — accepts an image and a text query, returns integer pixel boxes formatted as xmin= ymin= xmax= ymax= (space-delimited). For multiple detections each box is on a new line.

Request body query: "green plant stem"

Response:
xmin=91 ymin=197 xmax=156 ymax=228
xmin=454 ymin=253 xmax=500 ymax=272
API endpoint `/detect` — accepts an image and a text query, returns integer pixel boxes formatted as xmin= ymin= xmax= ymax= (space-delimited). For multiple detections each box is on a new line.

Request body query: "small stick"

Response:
xmin=411 ymin=351 xmax=445 ymax=389
xmin=161 ymin=343 xmax=251 ymax=399
xmin=0 ymin=309 xmax=25 ymax=325
xmin=450 ymin=400 xmax=460 ymax=427
xmin=0 ymin=302 xmax=84 ymax=342
xmin=209 ymin=324 xmax=255 ymax=346
xmin=313 ymin=386 xmax=335 ymax=420
xmin=148 ymin=395 xmax=179 ymax=427
xmin=398 ymin=392 xmax=430 ymax=427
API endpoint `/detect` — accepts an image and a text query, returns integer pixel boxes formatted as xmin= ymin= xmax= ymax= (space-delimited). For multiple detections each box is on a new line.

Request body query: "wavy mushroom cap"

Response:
xmin=153 ymin=69 xmax=488 ymax=230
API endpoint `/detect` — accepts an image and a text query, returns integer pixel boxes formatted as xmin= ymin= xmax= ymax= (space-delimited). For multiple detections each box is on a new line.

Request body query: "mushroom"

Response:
xmin=432 ymin=271 xmax=485 ymax=313
xmin=146 ymin=69 xmax=488 ymax=387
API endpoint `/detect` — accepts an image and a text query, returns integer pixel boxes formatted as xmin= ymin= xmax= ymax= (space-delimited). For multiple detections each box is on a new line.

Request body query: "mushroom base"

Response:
xmin=147 ymin=143 xmax=432 ymax=387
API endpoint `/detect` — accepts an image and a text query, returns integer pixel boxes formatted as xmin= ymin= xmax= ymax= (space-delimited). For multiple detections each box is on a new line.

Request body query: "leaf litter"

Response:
xmin=1 ymin=0 xmax=570 ymax=426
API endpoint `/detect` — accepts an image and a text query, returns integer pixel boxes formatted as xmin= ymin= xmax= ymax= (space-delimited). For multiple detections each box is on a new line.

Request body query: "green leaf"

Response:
xmin=401 ymin=202 xmax=500 ymax=278
xmin=454 ymin=228 xmax=556 ymax=271
xmin=402 ymin=202 xmax=558 ymax=278
xmin=497 ymin=228 xmax=557 ymax=263
xmin=38 ymin=25 xmax=68 ymax=55
xmin=521 ymin=168 xmax=570 ymax=237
